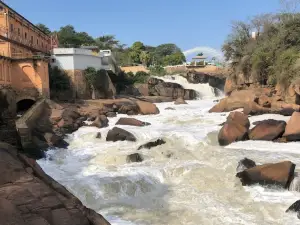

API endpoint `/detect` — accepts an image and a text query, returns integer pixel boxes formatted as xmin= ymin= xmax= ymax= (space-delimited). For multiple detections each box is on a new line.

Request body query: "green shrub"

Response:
xmin=149 ymin=65 xmax=166 ymax=76
xmin=132 ymin=71 xmax=150 ymax=84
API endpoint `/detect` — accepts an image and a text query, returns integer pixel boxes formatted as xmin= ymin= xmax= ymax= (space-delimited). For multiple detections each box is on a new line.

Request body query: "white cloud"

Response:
xmin=183 ymin=46 xmax=224 ymax=61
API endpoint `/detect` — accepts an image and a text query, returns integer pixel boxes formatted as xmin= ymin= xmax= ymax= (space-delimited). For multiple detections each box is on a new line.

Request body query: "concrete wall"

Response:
xmin=15 ymin=98 xmax=46 ymax=150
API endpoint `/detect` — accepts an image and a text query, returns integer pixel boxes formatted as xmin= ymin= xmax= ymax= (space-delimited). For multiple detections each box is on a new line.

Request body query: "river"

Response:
xmin=38 ymin=76 xmax=300 ymax=225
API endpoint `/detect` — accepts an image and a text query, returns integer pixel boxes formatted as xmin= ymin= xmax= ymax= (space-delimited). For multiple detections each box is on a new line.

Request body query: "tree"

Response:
xmin=58 ymin=25 xmax=80 ymax=47
xmin=197 ymin=52 xmax=204 ymax=56
xmin=131 ymin=41 xmax=145 ymax=52
xmin=36 ymin=23 xmax=51 ymax=35
xmin=129 ymin=51 xmax=141 ymax=64
xmin=139 ymin=51 xmax=151 ymax=66
xmin=163 ymin=52 xmax=186 ymax=66
xmin=154 ymin=43 xmax=181 ymax=57
xmin=76 ymin=32 xmax=96 ymax=46
xmin=95 ymin=35 xmax=121 ymax=49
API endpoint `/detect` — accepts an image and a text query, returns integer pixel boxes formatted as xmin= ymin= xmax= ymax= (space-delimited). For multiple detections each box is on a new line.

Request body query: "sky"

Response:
xmin=3 ymin=0 xmax=283 ymax=58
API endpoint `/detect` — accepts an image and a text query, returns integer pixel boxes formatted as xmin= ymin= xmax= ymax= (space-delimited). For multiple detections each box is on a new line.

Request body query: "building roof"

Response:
xmin=0 ymin=1 xmax=50 ymax=37
xmin=192 ymin=56 xmax=207 ymax=59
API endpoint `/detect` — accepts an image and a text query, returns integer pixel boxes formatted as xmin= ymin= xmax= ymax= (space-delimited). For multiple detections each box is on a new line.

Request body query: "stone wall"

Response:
xmin=15 ymin=98 xmax=46 ymax=152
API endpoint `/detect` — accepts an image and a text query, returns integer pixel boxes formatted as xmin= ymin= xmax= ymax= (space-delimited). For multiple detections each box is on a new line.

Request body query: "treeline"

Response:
xmin=37 ymin=24 xmax=186 ymax=67
xmin=222 ymin=12 xmax=300 ymax=87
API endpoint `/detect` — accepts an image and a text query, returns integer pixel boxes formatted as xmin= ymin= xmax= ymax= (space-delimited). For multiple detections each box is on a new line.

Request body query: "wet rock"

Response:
xmin=226 ymin=111 xmax=250 ymax=129
xmin=218 ymin=122 xmax=248 ymax=146
xmin=91 ymin=115 xmax=109 ymax=128
xmin=286 ymin=200 xmax=300 ymax=219
xmin=43 ymin=133 xmax=69 ymax=149
xmin=249 ymin=119 xmax=286 ymax=141
xmin=165 ymin=107 xmax=175 ymax=110
xmin=87 ymin=116 xmax=96 ymax=122
xmin=236 ymin=161 xmax=295 ymax=188
xmin=126 ymin=153 xmax=143 ymax=163
xmin=236 ymin=158 xmax=256 ymax=173
xmin=118 ymin=104 xmax=139 ymax=115
xmin=283 ymin=112 xmax=300 ymax=141
xmin=138 ymin=139 xmax=166 ymax=150
xmin=136 ymin=100 xmax=160 ymax=115
xmin=106 ymin=127 xmax=137 ymax=142
xmin=116 ymin=118 xmax=151 ymax=127
xmin=106 ymin=112 xmax=117 ymax=118
xmin=96 ymin=132 xmax=101 ymax=139
xmin=174 ymin=97 xmax=187 ymax=105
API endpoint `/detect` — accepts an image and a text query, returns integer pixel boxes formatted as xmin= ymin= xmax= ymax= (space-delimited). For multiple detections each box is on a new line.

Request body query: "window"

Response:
xmin=10 ymin=24 xmax=13 ymax=32
xmin=37 ymin=39 xmax=39 ymax=45
xmin=0 ymin=6 xmax=4 ymax=12
xmin=24 ymin=32 xmax=27 ymax=39
xmin=31 ymin=36 xmax=33 ymax=44
xmin=18 ymin=28 xmax=20 ymax=36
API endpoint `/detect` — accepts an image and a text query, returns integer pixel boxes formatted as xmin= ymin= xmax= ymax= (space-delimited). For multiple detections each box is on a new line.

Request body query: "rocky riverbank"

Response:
xmin=0 ymin=142 xmax=110 ymax=225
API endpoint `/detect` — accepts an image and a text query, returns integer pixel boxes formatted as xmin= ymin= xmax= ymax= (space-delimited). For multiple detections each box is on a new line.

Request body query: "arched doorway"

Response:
xmin=16 ymin=99 xmax=36 ymax=115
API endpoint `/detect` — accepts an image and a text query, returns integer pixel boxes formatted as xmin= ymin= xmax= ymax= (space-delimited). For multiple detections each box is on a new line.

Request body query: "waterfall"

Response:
xmin=153 ymin=74 xmax=222 ymax=99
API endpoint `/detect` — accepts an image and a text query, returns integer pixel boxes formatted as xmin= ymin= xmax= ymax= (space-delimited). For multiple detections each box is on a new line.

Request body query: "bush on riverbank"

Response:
xmin=223 ymin=13 xmax=300 ymax=88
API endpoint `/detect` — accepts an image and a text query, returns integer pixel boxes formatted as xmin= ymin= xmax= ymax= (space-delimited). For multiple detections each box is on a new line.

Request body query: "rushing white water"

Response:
xmin=37 ymin=80 xmax=300 ymax=224
xmin=153 ymin=75 xmax=220 ymax=99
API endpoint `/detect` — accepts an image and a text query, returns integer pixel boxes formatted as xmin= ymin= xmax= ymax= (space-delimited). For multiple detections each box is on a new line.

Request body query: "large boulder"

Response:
xmin=283 ymin=112 xmax=300 ymax=141
xmin=106 ymin=127 xmax=137 ymax=142
xmin=174 ymin=97 xmax=187 ymax=105
xmin=136 ymin=100 xmax=160 ymax=115
xmin=91 ymin=115 xmax=109 ymax=128
xmin=218 ymin=122 xmax=248 ymax=146
xmin=218 ymin=112 xmax=249 ymax=146
xmin=138 ymin=139 xmax=166 ymax=150
xmin=249 ymin=119 xmax=286 ymax=141
xmin=236 ymin=161 xmax=295 ymax=188
xmin=43 ymin=132 xmax=69 ymax=148
xmin=226 ymin=111 xmax=250 ymax=129
xmin=116 ymin=118 xmax=151 ymax=127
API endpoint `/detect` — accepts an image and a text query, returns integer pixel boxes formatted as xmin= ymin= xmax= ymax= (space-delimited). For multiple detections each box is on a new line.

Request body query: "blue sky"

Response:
xmin=4 ymin=0 xmax=281 ymax=57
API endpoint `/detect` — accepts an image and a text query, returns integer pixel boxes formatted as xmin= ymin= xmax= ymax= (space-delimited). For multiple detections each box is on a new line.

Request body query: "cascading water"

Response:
xmin=38 ymin=81 xmax=300 ymax=225
xmin=153 ymin=74 xmax=223 ymax=99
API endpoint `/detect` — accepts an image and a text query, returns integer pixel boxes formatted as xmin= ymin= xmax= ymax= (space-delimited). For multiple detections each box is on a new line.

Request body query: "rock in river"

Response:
xmin=106 ymin=127 xmax=137 ymax=142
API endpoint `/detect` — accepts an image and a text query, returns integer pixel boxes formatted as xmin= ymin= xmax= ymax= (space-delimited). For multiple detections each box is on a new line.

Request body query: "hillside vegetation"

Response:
xmin=222 ymin=13 xmax=300 ymax=88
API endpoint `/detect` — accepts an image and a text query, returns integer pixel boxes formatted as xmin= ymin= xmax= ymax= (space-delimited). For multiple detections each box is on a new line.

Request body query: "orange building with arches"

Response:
xmin=0 ymin=1 xmax=51 ymax=115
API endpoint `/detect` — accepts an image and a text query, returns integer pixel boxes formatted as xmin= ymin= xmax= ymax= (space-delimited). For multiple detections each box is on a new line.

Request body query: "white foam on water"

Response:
xmin=37 ymin=98 xmax=300 ymax=225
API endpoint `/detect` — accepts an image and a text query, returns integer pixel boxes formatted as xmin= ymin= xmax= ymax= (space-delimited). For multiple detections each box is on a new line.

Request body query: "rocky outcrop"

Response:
xmin=135 ymin=100 xmax=160 ymax=115
xmin=185 ymin=71 xmax=226 ymax=91
xmin=174 ymin=97 xmax=187 ymax=105
xmin=283 ymin=112 xmax=300 ymax=141
xmin=148 ymin=77 xmax=197 ymax=100
xmin=218 ymin=112 xmax=249 ymax=146
xmin=126 ymin=153 xmax=143 ymax=163
xmin=92 ymin=69 xmax=116 ymax=99
xmin=0 ymin=142 xmax=110 ymax=225
xmin=138 ymin=139 xmax=166 ymax=150
xmin=249 ymin=120 xmax=286 ymax=141
xmin=106 ymin=127 xmax=137 ymax=142
xmin=116 ymin=118 xmax=151 ymax=127
xmin=236 ymin=161 xmax=295 ymax=188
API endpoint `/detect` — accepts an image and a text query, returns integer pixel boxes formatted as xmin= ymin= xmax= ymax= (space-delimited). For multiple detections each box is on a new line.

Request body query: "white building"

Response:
xmin=50 ymin=47 xmax=118 ymax=99
xmin=51 ymin=48 xmax=117 ymax=73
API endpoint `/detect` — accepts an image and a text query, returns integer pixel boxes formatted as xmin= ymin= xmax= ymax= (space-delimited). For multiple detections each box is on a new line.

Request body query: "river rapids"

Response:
xmin=38 ymin=75 xmax=300 ymax=225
